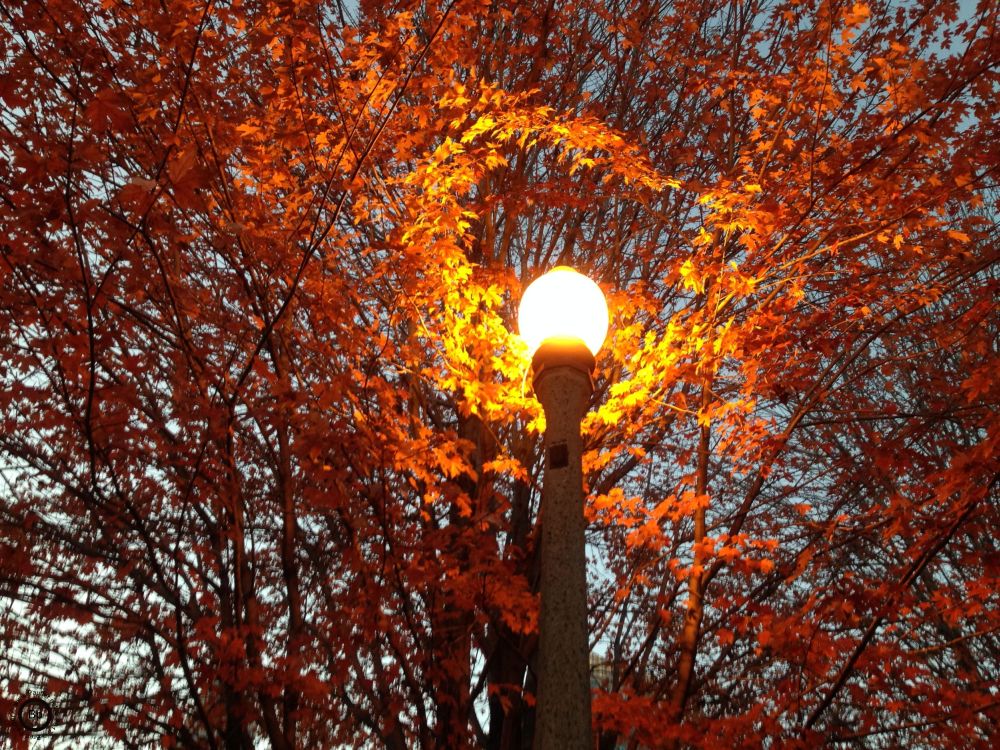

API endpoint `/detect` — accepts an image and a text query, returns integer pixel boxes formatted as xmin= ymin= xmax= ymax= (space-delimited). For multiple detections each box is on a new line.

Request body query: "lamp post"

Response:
xmin=518 ymin=267 xmax=608 ymax=750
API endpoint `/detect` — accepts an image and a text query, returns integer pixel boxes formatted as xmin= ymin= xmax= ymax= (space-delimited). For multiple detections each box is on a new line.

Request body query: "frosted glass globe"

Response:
xmin=517 ymin=267 xmax=609 ymax=357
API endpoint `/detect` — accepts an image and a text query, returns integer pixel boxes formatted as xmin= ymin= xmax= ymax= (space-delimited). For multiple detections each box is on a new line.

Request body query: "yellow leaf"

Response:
xmin=460 ymin=115 xmax=496 ymax=144
xmin=679 ymin=258 xmax=705 ymax=294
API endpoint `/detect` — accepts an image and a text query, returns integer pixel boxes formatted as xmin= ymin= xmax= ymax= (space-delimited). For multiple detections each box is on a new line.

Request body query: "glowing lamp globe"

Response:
xmin=518 ymin=267 xmax=609 ymax=357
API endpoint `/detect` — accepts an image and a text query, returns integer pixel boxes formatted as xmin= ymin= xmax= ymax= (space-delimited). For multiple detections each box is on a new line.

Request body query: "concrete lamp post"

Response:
xmin=518 ymin=266 xmax=609 ymax=750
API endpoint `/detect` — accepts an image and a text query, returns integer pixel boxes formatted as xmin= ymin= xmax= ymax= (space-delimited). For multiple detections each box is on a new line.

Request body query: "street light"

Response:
xmin=518 ymin=266 xmax=608 ymax=750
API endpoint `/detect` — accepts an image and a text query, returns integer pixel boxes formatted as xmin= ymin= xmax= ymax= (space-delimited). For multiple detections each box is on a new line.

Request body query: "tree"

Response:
xmin=1 ymin=0 xmax=997 ymax=747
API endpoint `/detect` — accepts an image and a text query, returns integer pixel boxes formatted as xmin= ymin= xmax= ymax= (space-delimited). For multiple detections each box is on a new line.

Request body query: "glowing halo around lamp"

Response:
xmin=517 ymin=266 xmax=609 ymax=357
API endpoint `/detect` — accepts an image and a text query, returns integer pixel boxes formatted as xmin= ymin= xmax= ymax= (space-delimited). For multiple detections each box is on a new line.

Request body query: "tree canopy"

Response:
xmin=1 ymin=0 xmax=998 ymax=747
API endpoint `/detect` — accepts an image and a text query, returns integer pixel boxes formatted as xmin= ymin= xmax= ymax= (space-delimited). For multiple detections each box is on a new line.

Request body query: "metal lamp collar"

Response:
xmin=531 ymin=337 xmax=596 ymax=392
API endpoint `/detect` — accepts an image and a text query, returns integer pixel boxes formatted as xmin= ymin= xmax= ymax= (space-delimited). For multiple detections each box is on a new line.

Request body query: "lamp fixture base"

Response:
xmin=531 ymin=337 xmax=596 ymax=390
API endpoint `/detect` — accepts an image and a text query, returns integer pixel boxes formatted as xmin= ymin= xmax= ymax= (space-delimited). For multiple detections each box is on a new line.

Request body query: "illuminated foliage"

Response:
xmin=1 ymin=0 xmax=997 ymax=747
